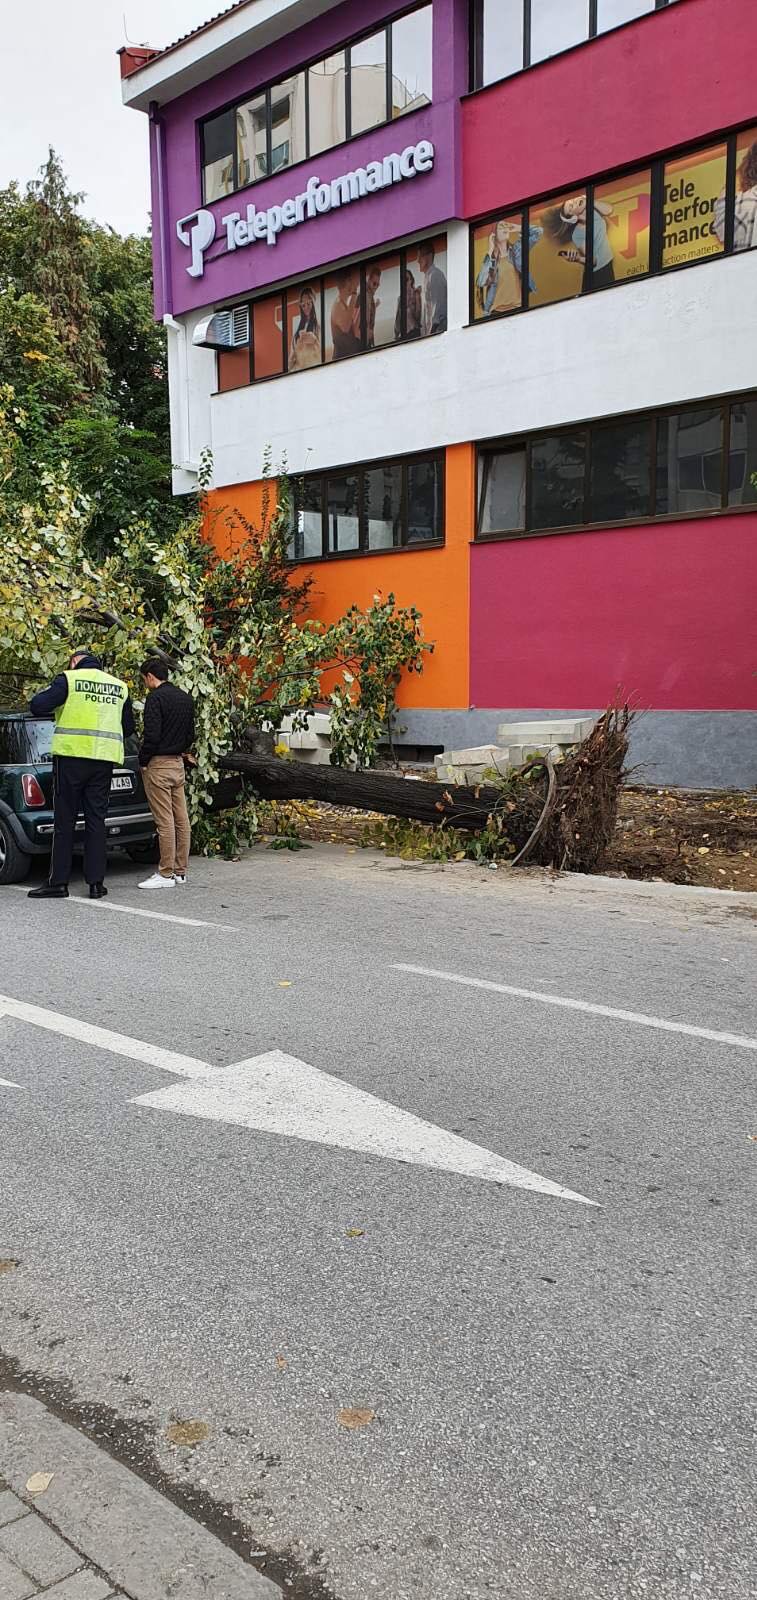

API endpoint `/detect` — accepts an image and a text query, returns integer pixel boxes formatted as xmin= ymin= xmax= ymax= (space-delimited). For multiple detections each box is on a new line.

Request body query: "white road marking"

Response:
xmin=133 ymin=1050 xmax=596 ymax=1204
xmin=0 ymin=1077 xmax=21 ymax=1089
xmin=0 ymin=995 xmax=212 ymax=1080
xmin=7 ymin=885 xmax=234 ymax=932
xmin=394 ymin=964 xmax=757 ymax=1053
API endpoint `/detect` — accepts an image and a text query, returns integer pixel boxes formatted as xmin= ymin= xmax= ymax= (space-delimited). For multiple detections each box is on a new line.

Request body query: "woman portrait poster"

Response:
xmin=287 ymin=284 xmax=322 ymax=371
xmin=473 ymin=215 xmax=543 ymax=317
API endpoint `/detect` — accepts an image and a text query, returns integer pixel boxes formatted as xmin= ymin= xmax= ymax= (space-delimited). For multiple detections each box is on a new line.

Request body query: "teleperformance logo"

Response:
xmin=176 ymin=138 xmax=435 ymax=279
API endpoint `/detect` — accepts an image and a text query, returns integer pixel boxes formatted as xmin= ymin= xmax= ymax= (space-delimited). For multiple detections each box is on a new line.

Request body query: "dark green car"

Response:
xmin=0 ymin=712 xmax=158 ymax=885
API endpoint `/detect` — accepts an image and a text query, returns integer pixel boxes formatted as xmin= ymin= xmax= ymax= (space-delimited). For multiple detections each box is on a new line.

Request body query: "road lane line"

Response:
xmin=0 ymin=996 xmax=213 ymax=1080
xmin=393 ymin=964 xmax=757 ymax=1053
xmin=0 ymin=1077 xmax=21 ymax=1089
xmin=7 ymin=886 xmax=234 ymax=931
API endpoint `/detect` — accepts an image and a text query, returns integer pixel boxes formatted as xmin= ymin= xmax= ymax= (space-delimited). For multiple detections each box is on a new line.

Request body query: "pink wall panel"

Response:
xmin=463 ymin=0 xmax=757 ymax=220
xmin=470 ymin=515 xmax=757 ymax=712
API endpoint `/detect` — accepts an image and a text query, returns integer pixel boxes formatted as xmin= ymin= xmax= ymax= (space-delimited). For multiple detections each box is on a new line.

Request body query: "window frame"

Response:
xmin=287 ymin=447 xmax=446 ymax=563
xmin=469 ymin=0 xmax=679 ymax=91
xmin=215 ymin=232 xmax=448 ymax=393
xmin=475 ymin=392 xmax=756 ymax=544
xmin=468 ymin=121 xmax=747 ymax=328
xmin=200 ymin=1 xmax=433 ymax=205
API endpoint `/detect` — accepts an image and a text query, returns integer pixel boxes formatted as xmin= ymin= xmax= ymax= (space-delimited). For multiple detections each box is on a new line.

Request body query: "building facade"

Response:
xmin=121 ymin=0 xmax=757 ymax=787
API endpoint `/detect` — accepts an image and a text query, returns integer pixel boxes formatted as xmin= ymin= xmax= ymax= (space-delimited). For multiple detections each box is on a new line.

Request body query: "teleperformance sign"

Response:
xmin=176 ymin=138 xmax=435 ymax=278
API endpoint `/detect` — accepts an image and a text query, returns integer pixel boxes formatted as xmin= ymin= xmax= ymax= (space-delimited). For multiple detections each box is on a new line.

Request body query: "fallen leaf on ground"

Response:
xmin=165 ymin=1420 xmax=210 ymax=1448
xmin=0 ymin=1260 xmax=19 ymax=1274
xmin=275 ymin=1354 xmax=288 ymax=1371
xmin=338 ymin=1408 xmax=376 ymax=1430
xmin=26 ymin=1472 xmax=54 ymax=1495
xmin=748 ymin=1135 xmax=757 ymax=1143
xmin=345 ymin=1228 xmax=365 ymax=1238
xmin=278 ymin=981 xmax=292 ymax=988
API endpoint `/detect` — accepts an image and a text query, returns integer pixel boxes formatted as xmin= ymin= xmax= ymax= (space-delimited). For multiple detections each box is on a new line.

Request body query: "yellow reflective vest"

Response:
xmin=51 ymin=669 xmax=128 ymax=764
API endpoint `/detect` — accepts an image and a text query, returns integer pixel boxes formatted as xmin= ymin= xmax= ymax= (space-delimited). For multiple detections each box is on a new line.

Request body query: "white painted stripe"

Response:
xmin=7 ymin=886 xmax=234 ymax=932
xmin=134 ymin=1050 xmax=596 ymax=1205
xmin=393 ymin=964 xmax=757 ymax=1053
xmin=0 ymin=1077 xmax=21 ymax=1089
xmin=0 ymin=996 xmax=212 ymax=1080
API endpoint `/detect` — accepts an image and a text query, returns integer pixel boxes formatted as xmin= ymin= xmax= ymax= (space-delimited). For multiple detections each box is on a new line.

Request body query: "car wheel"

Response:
xmin=126 ymin=841 xmax=160 ymax=865
xmin=0 ymin=818 xmax=32 ymax=885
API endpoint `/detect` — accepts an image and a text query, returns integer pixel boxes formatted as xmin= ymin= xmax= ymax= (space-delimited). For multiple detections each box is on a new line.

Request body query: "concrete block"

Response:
xmin=0 ymin=1548 xmax=36 ymax=1600
xmin=41 ymin=1571 xmax=115 ymax=1599
xmin=0 ymin=1513 xmax=81 ymax=1585
xmin=497 ymin=718 xmax=595 ymax=747
xmin=435 ymin=745 xmax=513 ymax=784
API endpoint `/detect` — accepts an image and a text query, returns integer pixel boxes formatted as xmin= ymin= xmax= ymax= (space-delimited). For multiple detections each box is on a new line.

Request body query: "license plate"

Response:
xmin=111 ymin=775 xmax=133 ymax=793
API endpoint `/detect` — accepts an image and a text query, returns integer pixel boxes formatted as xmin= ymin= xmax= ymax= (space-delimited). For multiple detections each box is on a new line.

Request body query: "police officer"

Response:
xmin=28 ymin=648 xmax=134 ymax=900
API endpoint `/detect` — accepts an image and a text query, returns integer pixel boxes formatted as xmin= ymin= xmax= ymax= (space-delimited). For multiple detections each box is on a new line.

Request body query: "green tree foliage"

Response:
xmin=0 ymin=149 xmax=178 ymax=549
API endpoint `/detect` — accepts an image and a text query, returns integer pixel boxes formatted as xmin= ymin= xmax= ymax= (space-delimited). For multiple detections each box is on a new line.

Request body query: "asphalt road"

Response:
xmin=1 ymin=846 xmax=756 ymax=1600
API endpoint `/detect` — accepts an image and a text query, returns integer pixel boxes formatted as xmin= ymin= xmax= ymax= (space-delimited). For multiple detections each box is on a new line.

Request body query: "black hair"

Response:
xmin=140 ymin=657 xmax=170 ymax=681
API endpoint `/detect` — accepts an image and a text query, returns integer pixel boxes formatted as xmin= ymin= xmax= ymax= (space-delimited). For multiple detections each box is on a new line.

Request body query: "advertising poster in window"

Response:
xmin=362 ymin=253 xmax=401 ymax=348
xmin=592 ymin=169 xmax=652 ymax=282
xmin=324 ymin=266 xmax=363 ymax=362
xmin=286 ymin=283 xmax=323 ymax=372
xmin=405 ymin=236 xmax=448 ymax=336
xmin=252 ymin=295 xmax=285 ymax=380
xmin=472 ymin=215 xmax=527 ymax=318
xmin=528 ymin=191 xmax=587 ymax=308
xmin=662 ymin=143 xmax=726 ymax=269
xmin=729 ymin=126 xmax=757 ymax=252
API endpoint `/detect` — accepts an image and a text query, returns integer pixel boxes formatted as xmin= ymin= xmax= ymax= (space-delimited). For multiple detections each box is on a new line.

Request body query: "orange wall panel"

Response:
xmin=205 ymin=444 xmax=473 ymax=710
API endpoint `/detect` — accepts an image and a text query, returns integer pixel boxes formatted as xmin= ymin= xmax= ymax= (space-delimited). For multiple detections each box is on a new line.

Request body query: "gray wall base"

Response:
xmin=393 ymin=710 xmax=757 ymax=791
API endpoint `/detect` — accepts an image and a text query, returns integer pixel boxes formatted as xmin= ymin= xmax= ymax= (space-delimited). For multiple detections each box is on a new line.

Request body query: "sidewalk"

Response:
xmin=0 ymin=1393 xmax=278 ymax=1600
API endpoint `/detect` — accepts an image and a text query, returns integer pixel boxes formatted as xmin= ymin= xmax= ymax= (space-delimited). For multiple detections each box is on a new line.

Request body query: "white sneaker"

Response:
xmin=138 ymin=872 xmax=175 ymax=890
xmin=174 ymin=874 xmax=187 ymax=885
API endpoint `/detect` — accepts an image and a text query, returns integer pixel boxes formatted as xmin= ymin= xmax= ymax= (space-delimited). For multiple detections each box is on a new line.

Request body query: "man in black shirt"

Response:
xmin=138 ymin=658 xmax=195 ymax=889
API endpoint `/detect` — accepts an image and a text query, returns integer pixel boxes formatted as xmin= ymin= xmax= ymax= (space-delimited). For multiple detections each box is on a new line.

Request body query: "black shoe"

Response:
xmin=89 ymin=882 xmax=108 ymax=899
xmin=28 ymin=883 xmax=69 ymax=899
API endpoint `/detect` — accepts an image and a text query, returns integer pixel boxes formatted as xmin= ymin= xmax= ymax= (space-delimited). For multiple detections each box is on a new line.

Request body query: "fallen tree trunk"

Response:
xmin=219 ymin=753 xmax=501 ymax=832
xmin=220 ymin=707 xmax=632 ymax=873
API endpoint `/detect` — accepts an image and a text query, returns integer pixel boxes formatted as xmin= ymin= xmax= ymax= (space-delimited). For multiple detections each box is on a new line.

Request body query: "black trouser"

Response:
xmin=50 ymin=757 xmax=113 ymax=887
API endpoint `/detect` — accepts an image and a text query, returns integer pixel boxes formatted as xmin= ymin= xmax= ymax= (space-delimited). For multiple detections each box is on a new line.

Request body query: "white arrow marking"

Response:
xmin=0 ymin=995 xmax=212 ymax=1081
xmin=132 ymin=1051 xmax=596 ymax=1204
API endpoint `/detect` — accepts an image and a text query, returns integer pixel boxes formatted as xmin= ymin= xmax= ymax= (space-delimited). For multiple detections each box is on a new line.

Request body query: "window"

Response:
xmin=478 ymin=449 xmax=526 ymax=533
xmin=530 ymin=0 xmax=590 ymax=66
xmin=252 ymin=295 xmax=284 ymax=380
xmin=270 ymin=73 xmax=307 ymax=174
xmin=471 ymin=0 xmax=679 ymax=86
xmin=470 ymin=125 xmax=755 ymax=325
xmin=287 ymin=451 xmax=444 ymax=560
xmin=201 ymin=5 xmax=432 ymax=202
xmin=530 ymin=434 xmax=587 ymax=529
xmin=728 ymin=401 xmax=757 ymax=507
xmin=308 ymin=52 xmax=347 ymax=156
xmin=236 ymin=93 xmax=268 ymax=186
xmin=202 ymin=110 xmax=235 ymax=201
xmin=287 ymin=282 xmax=323 ymax=372
xmin=218 ymin=234 xmax=448 ymax=393
xmin=477 ymin=396 xmax=756 ymax=540
xmin=662 ymin=143 xmax=726 ymax=270
xmin=589 ymin=417 xmax=653 ymax=523
xmin=391 ymin=7 xmax=433 ymax=119
xmin=529 ymin=191 xmax=587 ymax=308
xmin=364 ymin=462 xmax=403 ymax=548
xmin=656 ymin=408 xmax=723 ymax=514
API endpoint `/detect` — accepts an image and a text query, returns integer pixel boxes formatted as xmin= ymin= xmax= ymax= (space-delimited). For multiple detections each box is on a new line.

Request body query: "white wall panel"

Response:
xmin=168 ymin=224 xmax=757 ymax=490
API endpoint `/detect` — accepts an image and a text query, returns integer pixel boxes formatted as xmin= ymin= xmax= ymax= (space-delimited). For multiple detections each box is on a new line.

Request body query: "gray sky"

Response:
xmin=0 ymin=0 xmax=218 ymax=235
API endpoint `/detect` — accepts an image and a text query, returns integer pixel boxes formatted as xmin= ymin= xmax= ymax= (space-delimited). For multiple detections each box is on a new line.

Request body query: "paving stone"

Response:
xmin=39 ymin=1572 xmax=115 ymax=1599
xmin=0 ymin=1513 xmax=82 ymax=1586
xmin=0 ymin=1547 xmax=36 ymax=1600
xmin=0 ymin=1490 xmax=28 ymax=1529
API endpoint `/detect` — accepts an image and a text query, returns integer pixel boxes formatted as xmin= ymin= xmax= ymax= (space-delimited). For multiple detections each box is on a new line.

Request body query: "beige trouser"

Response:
xmin=142 ymin=756 xmax=191 ymax=877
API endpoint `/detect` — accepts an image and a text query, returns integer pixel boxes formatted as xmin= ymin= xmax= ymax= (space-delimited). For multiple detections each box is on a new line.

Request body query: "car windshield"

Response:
xmin=0 ymin=718 xmax=55 ymax=763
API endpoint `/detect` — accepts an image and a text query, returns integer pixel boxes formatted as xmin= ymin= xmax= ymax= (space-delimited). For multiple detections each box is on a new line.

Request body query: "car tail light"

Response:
xmin=22 ymin=774 xmax=46 ymax=807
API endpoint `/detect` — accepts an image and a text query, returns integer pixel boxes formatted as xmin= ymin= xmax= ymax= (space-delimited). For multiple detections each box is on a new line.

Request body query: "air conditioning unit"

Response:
xmin=193 ymin=305 xmax=250 ymax=350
